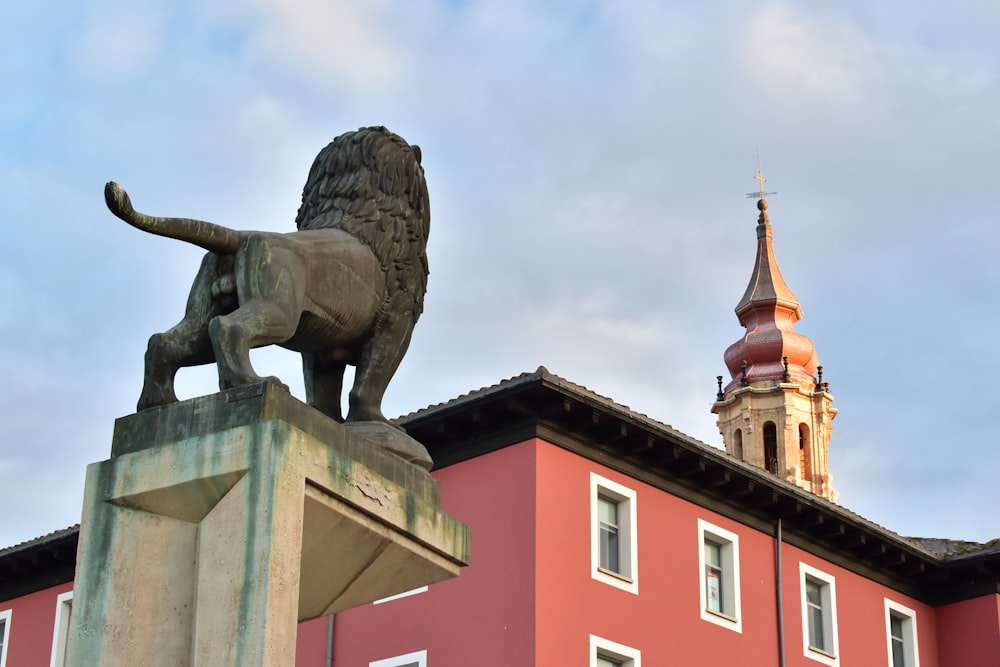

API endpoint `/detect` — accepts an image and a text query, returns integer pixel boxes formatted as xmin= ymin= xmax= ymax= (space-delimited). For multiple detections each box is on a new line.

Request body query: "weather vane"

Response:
xmin=745 ymin=148 xmax=777 ymax=200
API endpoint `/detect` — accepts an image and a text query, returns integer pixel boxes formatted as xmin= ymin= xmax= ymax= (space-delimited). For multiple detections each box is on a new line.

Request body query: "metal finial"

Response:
xmin=745 ymin=149 xmax=777 ymax=200
xmin=816 ymin=366 xmax=829 ymax=392
xmin=782 ymin=356 xmax=789 ymax=382
xmin=740 ymin=360 xmax=749 ymax=386
xmin=716 ymin=375 xmax=725 ymax=401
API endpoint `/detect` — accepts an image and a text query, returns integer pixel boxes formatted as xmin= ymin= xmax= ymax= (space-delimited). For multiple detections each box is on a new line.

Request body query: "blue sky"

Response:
xmin=2 ymin=1 xmax=998 ymax=548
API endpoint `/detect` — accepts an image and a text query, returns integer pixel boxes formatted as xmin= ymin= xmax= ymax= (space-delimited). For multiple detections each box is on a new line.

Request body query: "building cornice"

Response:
xmin=0 ymin=525 xmax=78 ymax=603
xmin=399 ymin=367 xmax=1000 ymax=606
xmin=3 ymin=371 xmax=997 ymax=606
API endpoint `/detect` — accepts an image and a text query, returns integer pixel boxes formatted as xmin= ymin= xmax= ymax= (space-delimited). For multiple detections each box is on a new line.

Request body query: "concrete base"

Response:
xmin=68 ymin=383 xmax=469 ymax=667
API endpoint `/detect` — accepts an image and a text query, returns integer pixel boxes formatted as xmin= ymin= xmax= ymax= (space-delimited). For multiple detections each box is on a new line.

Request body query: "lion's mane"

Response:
xmin=295 ymin=126 xmax=430 ymax=331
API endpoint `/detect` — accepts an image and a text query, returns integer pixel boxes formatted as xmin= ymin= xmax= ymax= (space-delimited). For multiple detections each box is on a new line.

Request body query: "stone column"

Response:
xmin=68 ymin=383 xmax=469 ymax=667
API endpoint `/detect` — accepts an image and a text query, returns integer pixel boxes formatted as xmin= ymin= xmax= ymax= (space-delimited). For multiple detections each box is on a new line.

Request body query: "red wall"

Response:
xmin=936 ymin=594 xmax=1000 ymax=667
xmin=532 ymin=440 xmax=943 ymax=666
xmin=296 ymin=616 xmax=329 ymax=666
xmin=1 ymin=581 xmax=72 ymax=667
xmin=786 ymin=545 xmax=938 ymax=666
xmin=323 ymin=437 xmax=971 ymax=665
xmin=534 ymin=439 xmax=780 ymax=665
xmin=325 ymin=440 xmax=538 ymax=666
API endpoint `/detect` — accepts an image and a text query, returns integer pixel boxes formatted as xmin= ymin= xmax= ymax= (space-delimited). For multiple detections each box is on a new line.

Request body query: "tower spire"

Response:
xmin=712 ymin=164 xmax=838 ymax=501
xmin=723 ymin=195 xmax=817 ymax=392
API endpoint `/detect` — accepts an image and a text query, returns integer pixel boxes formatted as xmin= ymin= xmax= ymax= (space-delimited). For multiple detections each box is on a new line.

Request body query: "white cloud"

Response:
xmin=742 ymin=5 xmax=881 ymax=116
xmin=199 ymin=0 xmax=429 ymax=97
xmin=70 ymin=4 xmax=168 ymax=84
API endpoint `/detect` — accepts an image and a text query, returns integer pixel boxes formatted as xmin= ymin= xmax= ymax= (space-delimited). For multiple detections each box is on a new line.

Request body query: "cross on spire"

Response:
xmin=745 ymin=148 xmax=777 ymax=200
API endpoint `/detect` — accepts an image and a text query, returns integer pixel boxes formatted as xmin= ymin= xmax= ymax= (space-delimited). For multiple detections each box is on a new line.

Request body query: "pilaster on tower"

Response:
xmin=712 ymin=180 xmax=837 ymax=502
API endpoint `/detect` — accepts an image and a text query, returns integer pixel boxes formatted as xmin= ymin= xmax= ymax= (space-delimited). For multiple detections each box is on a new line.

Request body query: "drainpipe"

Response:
xmin=775 ymin=518 xmax=786 ymax=667
xmin=327 ymin=614 xmax=335 ymax=667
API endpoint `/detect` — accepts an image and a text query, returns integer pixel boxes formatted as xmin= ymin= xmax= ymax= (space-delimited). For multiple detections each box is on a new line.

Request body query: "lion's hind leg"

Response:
xmin=209 ymin=234 xmax=304 ymax=392
xmin=138 ymin=253 xmax=226 ymax=411
xmin=139 ymin=328 xmax=215 ymax=410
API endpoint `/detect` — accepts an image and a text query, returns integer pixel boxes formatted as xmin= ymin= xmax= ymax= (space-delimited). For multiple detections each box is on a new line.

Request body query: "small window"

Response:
xmin=733 ymin=429 xmax=743 ymax=459
xmin=697 ymin=519 xmax=742 ymax=632
xmin=49 ymin=592 xmax=73 ymax=667
xmin=0 ymin=608 xmax=12 ymax=667
xmin=799 ymin=564 xmax=839 ymax=665
xmin=598 ymin=496 xmax=620 ymax=572
xmin=369 ymin=649 xmax=427 ymax=667
xmin=885 ymin=599 xmax=920 ymax=667
xmin=764 ymin=422 xmax=778 ymax=473
xmin=590 ymin=473 xmax=638 ymax=594
xmin=590 ymin=634 xmax=641 ymax=667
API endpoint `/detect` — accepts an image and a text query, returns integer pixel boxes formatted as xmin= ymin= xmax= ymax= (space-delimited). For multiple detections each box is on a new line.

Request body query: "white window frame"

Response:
xmin=697 ymin=519 xmax=742 ymax=632
xmin=49 ymin=591 xmax=73 ymax=667
xmin=590 ymin=472 xmax=638 ymax=594
xmin=884 ymin=599 xmax=920 ymax=667
xmin=590 ymin=634 xmax=641 ymax=667
xmin=373 ymin=586 xmax=428 ymax=605
xmin=0 ymin=608 xmax=12 ymax=667
xmin=799 ymin=563 xmax=839 ymax=666
xmin=369 ymin=649 xmax=427 ymax=667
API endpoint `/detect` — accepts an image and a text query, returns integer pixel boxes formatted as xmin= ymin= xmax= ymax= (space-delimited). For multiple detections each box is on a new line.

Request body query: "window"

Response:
xmin=590 ymin=473 xmax=638 ymax=594
xmin=697 ymin=519 xmax=742 ymax=632
xmin=0 ymin=608 xmax=11 ymax=667
xmin=598 ymin=496 xmax=620 ymax=572
xmin=885 ymin=599 xmax=920 ymax=667
xmin=733 ymin=429 xmax=743 ymax=459
xmin=49 ymin=591 xmax=73 ymax=667
xmin=590 ymin=634 xmax=641 ymax=667
xmin=799 ymin=564 xmax=839 ymax=665
xmin=373 ymin=586 xmax=428 ymax=604
xmin=369 ymin=649 xmax=427 ymax=667
xmin=764 ymin=422 xmax=778 ymax=473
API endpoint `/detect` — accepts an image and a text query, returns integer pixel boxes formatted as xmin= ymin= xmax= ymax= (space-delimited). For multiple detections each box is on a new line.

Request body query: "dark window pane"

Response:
xmin=598 ymin=496 xmax=621 ymax=572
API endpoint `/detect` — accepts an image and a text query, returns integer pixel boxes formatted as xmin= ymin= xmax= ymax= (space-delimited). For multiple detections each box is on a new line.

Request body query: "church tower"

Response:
xmin=712 ymin=172 xmax=837 ymax=501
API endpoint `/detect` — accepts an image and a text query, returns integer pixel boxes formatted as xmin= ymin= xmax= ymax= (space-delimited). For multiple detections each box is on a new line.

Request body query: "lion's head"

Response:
xmin=295 ymin=127 xmax=430 ymax=328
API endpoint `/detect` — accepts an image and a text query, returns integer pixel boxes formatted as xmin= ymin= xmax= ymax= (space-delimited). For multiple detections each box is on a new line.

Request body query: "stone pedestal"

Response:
xmin=68 ymin=383 xmax=469 ymax=667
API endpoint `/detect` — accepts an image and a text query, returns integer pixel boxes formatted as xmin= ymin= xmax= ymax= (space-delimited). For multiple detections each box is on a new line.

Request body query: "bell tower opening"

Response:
xmin=763 ymin=422 xmax=778 ymax=474
xmin=799 ymin=423 xmax=812 ymax=481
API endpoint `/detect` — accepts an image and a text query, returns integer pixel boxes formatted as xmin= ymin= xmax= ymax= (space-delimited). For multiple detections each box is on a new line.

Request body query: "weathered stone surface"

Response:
xmin=344 ymin=420 xmax=433 ymax=470
xmin=111 ymin=381 xmax=435 ymax=480
xmin=69 ymin=385 xmax=468 ymax=667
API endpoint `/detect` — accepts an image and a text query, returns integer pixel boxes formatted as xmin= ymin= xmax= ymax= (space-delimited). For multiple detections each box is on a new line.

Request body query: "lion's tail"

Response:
xmin=105 ymin=181 xmax=246 ymax=254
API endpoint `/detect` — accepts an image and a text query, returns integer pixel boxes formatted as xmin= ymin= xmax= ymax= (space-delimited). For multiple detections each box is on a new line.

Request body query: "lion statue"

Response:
xmin=105 ymin=126 xmax=430 ymax=432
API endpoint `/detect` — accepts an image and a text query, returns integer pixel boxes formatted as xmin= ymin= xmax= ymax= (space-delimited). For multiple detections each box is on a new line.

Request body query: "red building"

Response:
xmin=4 ymin=368 xmax=999 ymax=665
xmin=2 ymin=195 xmax=999 ymax=666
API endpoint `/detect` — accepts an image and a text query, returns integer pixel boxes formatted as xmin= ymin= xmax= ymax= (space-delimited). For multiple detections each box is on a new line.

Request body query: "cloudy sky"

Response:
xmin=2 ymin=1 xmax=998 ymax=549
